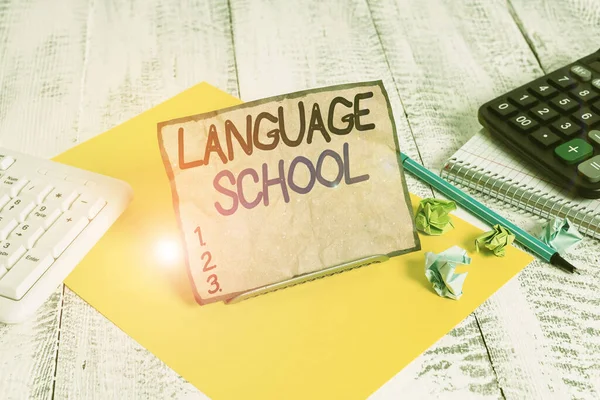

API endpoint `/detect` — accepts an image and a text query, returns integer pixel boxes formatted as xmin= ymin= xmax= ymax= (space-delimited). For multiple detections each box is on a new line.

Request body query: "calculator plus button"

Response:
xmin=529 ymin=83 xmax=558 ymax=99
xmin=489 ymin=100 xmax=517 ymax=117
xmin=530 ymin=129 xmax=561 ymax=148
xmin=549 ymin=95 xmax=578 ymax=113
xmin=570 ymin=65 xmax=592 ymax=82
xmin=555 ymin=138 xmax=593 ymax=164
xmin=572 ymin=108 xmax=600 ymax=128
xmin=548 ymin=72 xmax=577 ymax=90
xmin=569 ymin=84 xmax=600 ymax=103
xmin=509 ymin=92 xmax=538 ymax=109
xmin=530 ymin=105 xmax=559 ymax=123
xmin=550 ymin=118 xmax=581 ymax=137
xmin=588 ymin=130 xmax=600 ymax=146
xmin=509 ymin=114 xmax=539 ymax=133
xmin=578 ymin=155 xmax=600 ymax=182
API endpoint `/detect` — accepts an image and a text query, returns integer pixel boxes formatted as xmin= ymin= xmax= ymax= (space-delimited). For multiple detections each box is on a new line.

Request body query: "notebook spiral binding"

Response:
xmin=441 ymin=158 xmax=600 ymax=240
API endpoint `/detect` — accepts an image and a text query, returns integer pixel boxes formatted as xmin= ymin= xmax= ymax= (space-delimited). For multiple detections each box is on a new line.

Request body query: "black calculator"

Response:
xmin=478 ymin=48 xmax=600 ymax=198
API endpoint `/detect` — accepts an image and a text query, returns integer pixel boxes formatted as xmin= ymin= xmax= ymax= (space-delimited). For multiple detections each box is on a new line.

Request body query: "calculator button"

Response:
xmin=570 ymin=65 xmax=592 ymax=82
xmin=555 ymin=138 xmax=593 ymax=164
xmin=578 ymin=155 xmax=600 ymax=182
xmin=592 ymin=78 xmax=600 ymax=91
xmin=549 ymin=95 xmax=578 ymax=113
xmin=548 ymin=73 xmax=577 ymax=90
xmin=591 ymin=100 xmax=600 ymax=114
xmin=489 ymin=100 xmax=517 ymax=117
xmin=588 ymin=130 xmax=600 ymax=147
xmin=569 ymin=84 xmax=600 ymax=103
xmin=530 ymin=129 xmax=561 ymax=148
xmin=529 ymin=83 xmax=558 ymax=99
xmin=509 ymin=114 xmax=539 ymax=133
xmin=550 ymin=118 xmax=581 ymax=137
xmin=509 ymin=92 xmax=538 ymax=109
xmin=572 ymin=108 xmax=600 ymax=128
xmin=530 ymin=105 xmax=559 ymax=123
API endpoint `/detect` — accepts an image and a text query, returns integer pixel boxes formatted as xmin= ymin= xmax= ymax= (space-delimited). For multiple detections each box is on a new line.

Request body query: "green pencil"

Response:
xmin=400 ymin=153 xmax=577 ymax=274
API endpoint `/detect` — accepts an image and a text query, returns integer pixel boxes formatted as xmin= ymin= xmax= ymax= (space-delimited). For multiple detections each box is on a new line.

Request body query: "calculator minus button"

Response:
xmin=509 ymin=92 xmax=538 ymax=109
xmin=587 ymin=130 xmax=600 ymax=146
xmin=489 ymin=100 xmax=517 ymax=117
xmin=555 ymin=139 xmax=593 ymax=164
xmin=530 ymin=130 xmax=561 ymax=148
xmin=509 ymin=114 xmax=539 ymax=133
xmin=570 ymin=65 xmax=592 ymax=82
xmin=578 ymin=155 xmax=600 ymax=182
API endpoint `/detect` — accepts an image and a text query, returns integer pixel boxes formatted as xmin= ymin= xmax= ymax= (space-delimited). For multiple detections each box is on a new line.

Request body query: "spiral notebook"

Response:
xmin=442 ymin=129 xmax=600 ymax=240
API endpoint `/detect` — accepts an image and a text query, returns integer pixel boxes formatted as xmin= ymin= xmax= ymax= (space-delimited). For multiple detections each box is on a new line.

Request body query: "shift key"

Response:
xmin=34 ymin=211 xmax=88 ymax=258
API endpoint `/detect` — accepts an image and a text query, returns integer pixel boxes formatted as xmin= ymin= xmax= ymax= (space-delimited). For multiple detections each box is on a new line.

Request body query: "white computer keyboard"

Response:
xmin=0 ymin=148 xmax=132 ymax=324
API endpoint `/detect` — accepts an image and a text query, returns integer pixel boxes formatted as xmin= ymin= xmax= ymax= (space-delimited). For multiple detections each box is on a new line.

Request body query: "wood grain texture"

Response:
xmin=229 ymin=0 xmax=503 ymax=398
xmin=368 ymin=0 xmax=600 ymax=398
xmin=51 ymin=0 xmax=238 ymax=398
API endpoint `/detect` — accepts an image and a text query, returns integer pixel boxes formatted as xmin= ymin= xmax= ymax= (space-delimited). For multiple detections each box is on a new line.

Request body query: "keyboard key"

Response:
xmin=26 ymin=204 xmax=61 ymax=229
xmin=69 ymin=195 xmax=106 ymax=219
xmin=588 ymin=130 xmax=600 ymax=146
xmin=555 ymin=138 xmax=593 ymax=164
xmin=489 ymin=99 xmax=517 ymax=117
xmin=0 ymin=175 xmax=29 ymax=198
xmin=550 ymin=118 xmax=581 ymax=137
xmin=0 ymin=240 xmax=27 ymax=270
xmin=0 ymin=249 xmax=54 ymax=300
xmin=570 ymin=65 xmax=592 ymax=82
xmin=9 ymin=223 xmax=45 ymax=249
xmin=572 ymin=108 xmax=600 ymax=127
xmin=0 ymin=193 xmax=10 ymax=210
xmin=0 ymin=156 xmax=15 ymax=171
xmin=529 ymin=82 xmax=558 ymax=99
xmin=34 ymin=211 xmax=88 ymax=258
xmin=2 ymin=197 xmax=36 ymax=222
xmin=509 ymin=114 xmax=539 ymax=133
xmin=549 ymin=95 xmax=578 ymax=113
xmin=509 ymin=91 xmax=538 ymax=109
xmin=45 ymin=185 xmax=78 ymax=211
xmin=530 ymin=129 xmax=561 ymax=148
xmin=570 ymin=84 xmax=600 ymax=103
xmin=548 ymin=73 xmax=577 ymax=90
xmin=0 ymin=216 xmax=18 ymax=240
xmin=578 ymin=155 xmax=600 ymax=182
xmin=21 ymin=180 xmax=53 ymax=204
xmin=530 ymin=105 xmax=560 ymax=123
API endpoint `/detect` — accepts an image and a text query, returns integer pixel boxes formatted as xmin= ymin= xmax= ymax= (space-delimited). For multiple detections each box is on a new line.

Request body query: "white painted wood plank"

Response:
xmin=368 ymin=0 xmax=600 ymax=398
xmin=52 ymin=0 xmax=237 ymax=398
xmin=229 ymin=0 xmax=503 ymax=398
xmin=0 ymin=1 xmax=92 ymax=398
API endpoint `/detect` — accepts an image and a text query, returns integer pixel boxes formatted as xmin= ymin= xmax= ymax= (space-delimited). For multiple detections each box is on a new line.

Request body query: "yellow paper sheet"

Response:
xmin=55 ymin=82 xmax=533 ymax=400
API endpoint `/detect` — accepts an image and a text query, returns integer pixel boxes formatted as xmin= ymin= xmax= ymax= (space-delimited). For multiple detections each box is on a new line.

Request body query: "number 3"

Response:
xmin=561 ymin=122 xmax=572 ymax=129
xmin=207 ymin=274 xmax=221 ymax=294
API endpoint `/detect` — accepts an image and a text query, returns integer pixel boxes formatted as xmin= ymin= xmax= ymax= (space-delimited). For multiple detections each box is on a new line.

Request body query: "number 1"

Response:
xmin=194 ymin=226 xmax=206 ymax=246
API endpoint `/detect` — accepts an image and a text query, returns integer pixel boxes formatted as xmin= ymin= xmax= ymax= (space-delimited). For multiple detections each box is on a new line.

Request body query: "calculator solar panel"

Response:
xmin=478 ymin=48 xmax=600 ymax=198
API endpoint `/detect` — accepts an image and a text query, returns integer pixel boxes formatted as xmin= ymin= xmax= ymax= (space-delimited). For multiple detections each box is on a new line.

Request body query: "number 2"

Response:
xmin=537 ymin=108 xmax=550 ymax=115
xmin=201 ymin=251 xmax=216 ymax=272
xmin=194 ymin=226 xmax=206 ymax=246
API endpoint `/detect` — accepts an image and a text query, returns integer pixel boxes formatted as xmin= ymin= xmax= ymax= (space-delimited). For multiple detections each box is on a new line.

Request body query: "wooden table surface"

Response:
xmin=1 ymin=0 xmax=599 ymax=398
